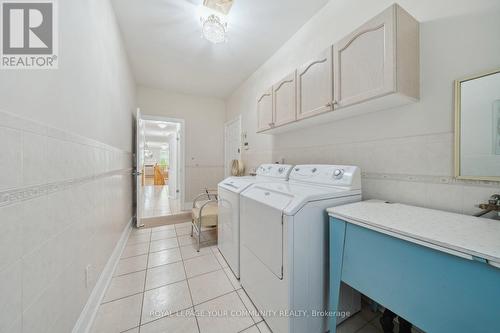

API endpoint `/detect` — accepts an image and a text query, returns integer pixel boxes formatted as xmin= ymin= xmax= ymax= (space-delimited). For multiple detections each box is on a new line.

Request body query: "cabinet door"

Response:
xmin=333 ymin=7 xmax=395 ymax=108
xmin=273 ymin=71 xmax=297 ymax=127
xmin=257 ymin=88 xmax=273 ymax=132
xmin=297 ymin=47 xmax=333 ymax=120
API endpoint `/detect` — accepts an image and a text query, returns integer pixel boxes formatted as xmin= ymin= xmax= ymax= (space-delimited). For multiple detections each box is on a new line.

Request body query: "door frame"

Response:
xmin=140 ymin=114 xmax=186 ymax=211
xmin=224 ymin=115 xmax=242 ymax=177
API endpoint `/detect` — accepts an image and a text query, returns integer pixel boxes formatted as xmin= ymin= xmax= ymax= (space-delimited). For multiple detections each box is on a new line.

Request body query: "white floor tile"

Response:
xmin=126 ymin=233 xmax=151 ymax=246
xmin=257 ymin=321 xmax=272 ymax=333
xmin=174 ymin=222 xmax=192 ymax=229
xmin=148 ymin=248 xmax=182 ymax=268
xmin=114 ymin=255 xmax=148 ymax=276
xmin=121 ymin=242 xmax=149 ymax=259
xmin=90 ymin=294 xmax=142 ymax=333
xmin=130 ymin=227 xmax=151 ymax=235
xmin=145 ymin=261 xmax=186 ymax=290
xmin=141 ymin=281 xmax=193 ymax=324
xmin=123 ymin=327 xmax=139 ymax=333
xmin=180 ymin=244 xmax=213 ymax=260
xmin=178 ymin=235 xmax=197 ymax=246
xmin=188 ymin=269 xmax=234 ymax=305
xmin=151 ymin=229 xmax=177 ymax=241
xmin=140 ymin=308 xmax=198 ymax=333
xmin=223 ymin=267 xmax=241 ymax=290
xmin=195 ymin=292 xmax=254 ymax=333
xmin=183 ymin=253 xmax=221 ymax=278
xmin=103 ymin=271 xmax=146 ymax=303
xmin=175 ymin=226 xmax=192 ymax=236
xmin=213 ymin=248 xmax=229 ymax=268
xmin=151 ymin=225 xmax=175 ymax=232
xmin=237 ymin=289 xmax=262 ymax=323
xmin=150 ymin=238 xmax=179 ymax=253
xmin=241 ymin=325 xmax=260 ymax=333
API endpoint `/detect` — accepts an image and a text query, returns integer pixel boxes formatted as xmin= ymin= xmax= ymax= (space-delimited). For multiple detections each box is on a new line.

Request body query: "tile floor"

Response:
xmin=90 ymin=221 xmax=388 ymax=333
xmin=141 ymin=185 xmax=182 ymax=218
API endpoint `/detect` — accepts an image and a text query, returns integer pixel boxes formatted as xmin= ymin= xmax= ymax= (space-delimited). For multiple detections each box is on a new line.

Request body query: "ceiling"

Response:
xmin=144 ymin=120 xmax=179 ymax=148
xmin=111 ymin=0 xmax=330 ymax=98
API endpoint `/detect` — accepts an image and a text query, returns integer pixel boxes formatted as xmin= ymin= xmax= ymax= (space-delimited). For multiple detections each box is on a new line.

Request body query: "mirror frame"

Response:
xmin=454 ymin=67 xmax=500 ymax=181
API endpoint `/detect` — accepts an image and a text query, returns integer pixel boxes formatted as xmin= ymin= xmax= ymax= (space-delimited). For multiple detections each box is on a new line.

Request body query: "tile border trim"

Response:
xmin=362 ymin=172 xmax=500 ymax=188
xmin=0 ymin=168 xmax=133 ymax=208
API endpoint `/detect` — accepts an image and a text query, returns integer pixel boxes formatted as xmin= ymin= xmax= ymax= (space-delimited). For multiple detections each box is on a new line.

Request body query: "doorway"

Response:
xmin=224 ymin=116 xmax=242 ymax=177
xmin=135 ymin=111 xmax=186 ymax=227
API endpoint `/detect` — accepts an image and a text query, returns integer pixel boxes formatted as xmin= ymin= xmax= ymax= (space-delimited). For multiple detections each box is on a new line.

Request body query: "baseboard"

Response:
xmin=72 ymin=217 xmax=133 ymax=333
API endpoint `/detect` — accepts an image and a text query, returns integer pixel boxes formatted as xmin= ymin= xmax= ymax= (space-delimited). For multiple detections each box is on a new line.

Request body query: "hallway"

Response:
xmin=142 ymin=186 xmax=182 ymax=218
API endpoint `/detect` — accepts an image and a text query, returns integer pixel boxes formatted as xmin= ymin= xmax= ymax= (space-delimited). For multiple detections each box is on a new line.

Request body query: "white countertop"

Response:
xmin=328 ymin=200 xmax=500 ymax=266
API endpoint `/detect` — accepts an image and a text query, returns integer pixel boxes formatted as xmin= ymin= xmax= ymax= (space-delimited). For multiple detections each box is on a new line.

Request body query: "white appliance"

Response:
xmin=240 ymin=165 xmax=362 ymax=333
xmin=217 ymin=164 xmax=294 ymax=278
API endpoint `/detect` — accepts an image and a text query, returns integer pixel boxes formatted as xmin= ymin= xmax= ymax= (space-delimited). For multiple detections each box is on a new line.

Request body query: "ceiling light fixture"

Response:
xmin=200 ymin=14 xmax=227 ymax=44
xmin=203 ymin=0 xmax=234 ymax=15
xmin=158 ymin=123 xmax=167 ymax=129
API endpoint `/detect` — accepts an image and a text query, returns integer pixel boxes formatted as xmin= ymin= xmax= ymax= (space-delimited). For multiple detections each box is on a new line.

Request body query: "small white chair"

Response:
xmin=191 ymin=189 xmax=218 ymax=251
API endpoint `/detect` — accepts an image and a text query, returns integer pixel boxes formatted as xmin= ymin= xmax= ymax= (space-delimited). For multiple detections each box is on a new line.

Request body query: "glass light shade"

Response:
xmin=201 ymin=14 xmax=227 ymax=44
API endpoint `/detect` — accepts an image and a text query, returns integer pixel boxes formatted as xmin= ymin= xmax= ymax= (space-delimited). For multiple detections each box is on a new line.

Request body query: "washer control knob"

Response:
xmin=278 ymin=167 xmax=284 ymax=173
xmin=333 ymin=169 xmax=344 ymax=179
xmin=312 ymin=168 xmax=317 ymax=173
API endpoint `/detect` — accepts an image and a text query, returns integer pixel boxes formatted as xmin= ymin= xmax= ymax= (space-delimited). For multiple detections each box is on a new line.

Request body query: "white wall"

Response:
xmin=137 ymin=86 xmax=226 ymax=203
xmin=0 ymin=0 xmax=136 ymax=332
xmin=226 ymin=0 xmax=500 ymax=215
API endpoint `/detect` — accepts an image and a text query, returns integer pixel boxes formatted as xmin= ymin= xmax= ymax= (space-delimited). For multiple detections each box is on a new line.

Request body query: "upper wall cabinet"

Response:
xmin=273 ymin=71 xmax=297 ymax=127
xmin=297 ymin=47 xmax=333 ymax=120
xmin=257 ymin=88 xmax=273 ymax=132
xmin=333 ymin=4 xmax=419 ymax=108
xmin=257 ymin=4 xmax=419 ymax=134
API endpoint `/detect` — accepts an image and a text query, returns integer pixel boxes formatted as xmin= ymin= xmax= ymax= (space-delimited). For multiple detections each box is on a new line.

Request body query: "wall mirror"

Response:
xmin=455 ymin=68 xmax=500 ymax=181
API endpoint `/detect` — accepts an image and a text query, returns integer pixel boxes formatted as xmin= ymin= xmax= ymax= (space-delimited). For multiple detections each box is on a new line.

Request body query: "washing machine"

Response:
xmin=217 ymin=164 xmax=294 ymax=278
xmin=240 ymin=165 xmax=362 ymax=333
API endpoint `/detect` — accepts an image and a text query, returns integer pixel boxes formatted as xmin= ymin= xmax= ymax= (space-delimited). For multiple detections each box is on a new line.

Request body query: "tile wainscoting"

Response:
xmin=0 ymin=110 xmax=133 ymax=333
xmin=265 ymin=132 xmax=499 ymax=215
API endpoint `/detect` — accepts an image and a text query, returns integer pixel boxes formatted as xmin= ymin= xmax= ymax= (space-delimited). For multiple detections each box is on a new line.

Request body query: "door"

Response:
xmin=297 ymin=46 xmax=333 ymax=120
xmin=257 ymin=88 xmax=273 ymax=132
xmin=273 ymin=71 xmax=297 ymax=127
xmin=224 ymin=117 xmax=241 ymax=177
xmin=333 ymin=7 xmax=395 ymax=108
xmin=135 ymin=108 xmax=145 ymax=227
